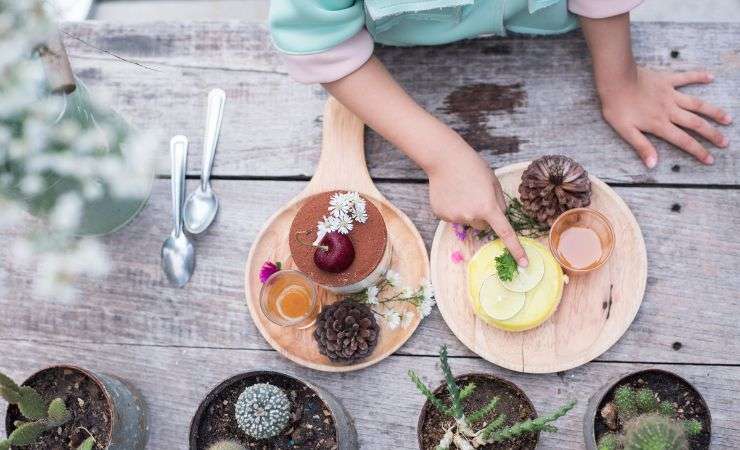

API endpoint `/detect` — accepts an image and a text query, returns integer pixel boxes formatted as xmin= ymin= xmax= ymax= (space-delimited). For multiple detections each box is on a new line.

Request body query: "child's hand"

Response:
xmin=599 ymin=67 xmax=731 ymax=167
xmin=427 ymin=147 xmax=529 ymax=267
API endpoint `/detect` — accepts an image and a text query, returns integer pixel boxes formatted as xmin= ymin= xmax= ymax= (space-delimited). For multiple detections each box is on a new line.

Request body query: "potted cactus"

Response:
xmin=584 ymin=369 xmax=711 ymax=450
xmin=189 ymin=371 xmax=356 ymax=450
xmin=1 ymin=366 xmax=148 ymax=450
xmin=411 ymin=346 xmax=575 ymax=449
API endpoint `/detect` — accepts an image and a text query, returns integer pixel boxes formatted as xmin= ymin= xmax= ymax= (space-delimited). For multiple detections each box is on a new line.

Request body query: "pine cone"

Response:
xmin=518 ymin=155 xmax=591 ymax=225
xmin=313 ymin=299 xmax=379 ymax=363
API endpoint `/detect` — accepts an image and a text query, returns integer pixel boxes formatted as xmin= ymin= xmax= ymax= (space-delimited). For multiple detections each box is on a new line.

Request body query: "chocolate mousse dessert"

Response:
xmin=289 ymin=191 xmax=390 ymax=294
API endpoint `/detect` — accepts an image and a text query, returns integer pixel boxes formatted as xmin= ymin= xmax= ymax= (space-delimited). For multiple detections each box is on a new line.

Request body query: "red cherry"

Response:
xmin=314 ymin=232 xmax=355 ymax=273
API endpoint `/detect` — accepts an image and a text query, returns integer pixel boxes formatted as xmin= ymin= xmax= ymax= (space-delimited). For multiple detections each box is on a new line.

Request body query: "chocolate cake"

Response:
xmin=289 ymin=191 xmax=389 ymax=293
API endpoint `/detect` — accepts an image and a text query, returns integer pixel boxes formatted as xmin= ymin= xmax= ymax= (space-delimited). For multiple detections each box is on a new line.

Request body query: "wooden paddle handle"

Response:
xmin=39 ymin=30 xmax=76 ymax=95
xmin=303 ymin=97 xmax=382 ymax=199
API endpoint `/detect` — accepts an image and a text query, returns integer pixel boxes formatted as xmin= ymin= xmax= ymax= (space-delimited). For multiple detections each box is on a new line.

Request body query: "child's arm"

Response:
xmin=579 ymin=13 xmax=731 ymax=167
xmin=325 ymin=57 xmax=529 ymax=266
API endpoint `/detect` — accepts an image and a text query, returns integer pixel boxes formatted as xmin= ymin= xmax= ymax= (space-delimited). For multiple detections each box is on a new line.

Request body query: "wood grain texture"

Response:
xmin=59 ymin=21 xmax=739 ymax=184
xmin=1 ymin=181 xmax=737 ymax=364
xmin=0 ymin=341 xmax=738 ymax=449
xmin=432 ymin=163 xmax=647 ymax=373
xmin=244 ymin=98 xmax=430 ymax=371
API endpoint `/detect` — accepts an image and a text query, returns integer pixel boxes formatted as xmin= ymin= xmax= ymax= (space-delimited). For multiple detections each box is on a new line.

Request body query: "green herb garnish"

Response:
xmin=476 ymin=196 xmax=550 ymax=241
xmin=495 ymin=249 xmax=518 ymax=282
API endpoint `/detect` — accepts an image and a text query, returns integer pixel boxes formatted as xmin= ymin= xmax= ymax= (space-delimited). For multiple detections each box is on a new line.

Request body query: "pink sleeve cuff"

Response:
xmin=280 ymin=29 xmax=374 ymax=84
xmin=568 ymin=0 xmax=643 ymax=18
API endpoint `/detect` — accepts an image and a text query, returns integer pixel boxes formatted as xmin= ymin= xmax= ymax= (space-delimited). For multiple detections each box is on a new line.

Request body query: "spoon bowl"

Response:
xmin=161 ymin=231 xmax=195 ymax=287
xmin=184 ymin=186 xmax=219 ymax=234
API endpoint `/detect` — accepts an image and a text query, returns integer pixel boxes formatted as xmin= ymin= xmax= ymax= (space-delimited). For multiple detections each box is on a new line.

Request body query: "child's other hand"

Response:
xmin=599 ymin=66 xmax=731 ymax=168
xmin=427 ymin=147 xmax=529 ymax=267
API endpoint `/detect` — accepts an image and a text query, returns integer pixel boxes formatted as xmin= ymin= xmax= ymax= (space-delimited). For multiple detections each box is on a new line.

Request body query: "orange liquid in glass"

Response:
xmin=557 ymin=226 xmax=602 ymax=270
xmin=265 ymin=273 xmax=314 ymax=321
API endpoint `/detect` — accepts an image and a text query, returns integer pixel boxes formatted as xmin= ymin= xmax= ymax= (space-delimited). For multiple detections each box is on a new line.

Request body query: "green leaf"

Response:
xmin=0 ymin=386 xmax=21 ymax=404
xmin=77 ymin=436 xmax=96 ymax=450
xmin=438 ymin=346 xmax=463 ymax=420
xmin=18 ymin=386 xmax=47 ymax=420
xmin=480 ymin=413 xmax=507 ymax=439
xmin=408 ymin=370 xmax=451 ymax=417
xmin=0 ymin=372 xmax=20 ymax=393
xmin=468 ymin=396 xmax=499 ymax=425
xmin=495 ymin=250 xmax=518 ymax=282
xmin=459 ymin=383 xmax=476 ymax=401
xmin=0 ymin=439 xmax=10 ymax=450
xmin=47 ymin=398 xmax=70 ymax=425
xmin=7 ymin=421 xmax=46 ymax=445
xmin=486 ymin=400 xmax=575 ymax=443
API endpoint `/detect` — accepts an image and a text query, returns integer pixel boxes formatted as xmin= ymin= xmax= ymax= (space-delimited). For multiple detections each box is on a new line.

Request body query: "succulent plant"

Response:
xmin=597 ymin=384 xmax=703 ymax=450
xmin=0 ymin=371 xmax=71 ymax=450
xmin=622 ymin=414 xmax=688 ymax=450
xmin=409 ymin=346 xmax=575 ymax=449
xmin=207 ymin=440 xmax=248 ymax=450
xmin=234 ymin=383 xmax=291 ymax=440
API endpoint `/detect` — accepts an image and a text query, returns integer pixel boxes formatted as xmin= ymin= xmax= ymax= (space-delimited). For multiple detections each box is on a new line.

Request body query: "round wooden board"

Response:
xmin=245 ymin=98 xmax=430 ymax=372
xmin=431 ymin=162 xmax=647 ymax=373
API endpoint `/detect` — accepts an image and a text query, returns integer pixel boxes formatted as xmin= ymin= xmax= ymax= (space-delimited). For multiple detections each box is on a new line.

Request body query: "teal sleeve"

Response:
xmin=269 ymin=0 xmax=367 ymax=55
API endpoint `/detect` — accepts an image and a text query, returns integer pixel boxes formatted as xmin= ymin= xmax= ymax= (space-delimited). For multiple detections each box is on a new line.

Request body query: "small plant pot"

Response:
xmin=5 ymin=365 xmax=148 ymax=450
xmin=583 ymin=368 xmax=711 ymax=450
xmin=417 ymin=373 xmax=538 ymax=450
xmin=189 ymin=371 xmax=357 ymax=450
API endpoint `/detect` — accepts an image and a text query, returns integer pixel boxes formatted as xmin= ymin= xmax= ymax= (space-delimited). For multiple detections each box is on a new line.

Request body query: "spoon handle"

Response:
xmin=201 ymin=88 xmax=225 ymax=191
xmin=170 ymin=135 xmax=189 ymax=237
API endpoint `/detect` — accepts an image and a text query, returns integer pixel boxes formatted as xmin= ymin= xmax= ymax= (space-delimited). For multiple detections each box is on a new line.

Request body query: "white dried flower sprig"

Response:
xmin=313 ymin=191 xmax=368 ymax=245
xmin=0 ymin=0 xmax=154 ymax=299
xmin=347 ymin=270 xmax=436 ymax=330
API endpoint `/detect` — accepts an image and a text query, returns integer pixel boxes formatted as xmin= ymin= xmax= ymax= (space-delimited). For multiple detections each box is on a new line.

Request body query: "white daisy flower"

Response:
xmin=385 ymin=269 xmax=401 ymax=287
xmin=329 ymin=192 xmax=351 ymax=215
xmin=345 ymin=191 xmax=363 ymax=207
xmin=333 ymin=211 xmax=353 ymax=234
xmin=50 ymin=192 xmax=83 ymax=231
xmin=385 ymin=309 xmax=401 ymax=330
xmin=314 ymin=218 xmax=332 ymax=246
xmin=366 ymin=285 xmax=379 ymax=305
xmin=419 ymin=297 xmax=436 ymax=318
xmin=422 ymin=280 xmax=435 ymax=302
xmin=401 ymin=286 xmax=414 ymax=298
xmin=352 ymin=201 xmax=368 ymax=223
xmin=401 ymin=310 xmax=415 ymax=328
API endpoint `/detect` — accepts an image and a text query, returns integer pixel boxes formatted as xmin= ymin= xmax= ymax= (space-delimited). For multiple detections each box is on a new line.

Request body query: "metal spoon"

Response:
xmin=161 ymin=135 xmax=195 ymax=288
xmin=184 ymin=88 xmax=225 ymax=234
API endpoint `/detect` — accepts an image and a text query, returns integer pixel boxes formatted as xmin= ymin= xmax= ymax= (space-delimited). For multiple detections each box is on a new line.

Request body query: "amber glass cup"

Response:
xmin=549 ymin=208 xmax=615 ymax=273
xmin=259 ymin=270 xmax=320 ymax=329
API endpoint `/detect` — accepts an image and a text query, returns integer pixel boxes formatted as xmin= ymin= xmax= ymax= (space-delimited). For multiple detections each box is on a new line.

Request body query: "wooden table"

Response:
xmin=1 ymin=21 xmax=738 ymax=449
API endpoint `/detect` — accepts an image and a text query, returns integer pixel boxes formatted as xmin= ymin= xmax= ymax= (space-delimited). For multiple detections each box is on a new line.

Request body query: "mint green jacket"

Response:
xmin=270 ymin=0 xmax=642 ymax=83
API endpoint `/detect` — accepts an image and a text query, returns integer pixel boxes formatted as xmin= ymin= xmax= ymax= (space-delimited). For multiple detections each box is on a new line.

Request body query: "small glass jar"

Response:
xmin=259 ymin=270 xmax=320 ymax=329
xmin=549 ymin=208 xmax=615 ymax=273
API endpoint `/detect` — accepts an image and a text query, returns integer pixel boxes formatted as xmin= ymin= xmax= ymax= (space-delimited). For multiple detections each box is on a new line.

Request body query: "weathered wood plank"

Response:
xmin=60 ymin=21 xmax=739 ymax=184
xmin=0 ymin=342 xmax=737 ymax=449
xmin=1 ymin=180 xmax=738 ymax=365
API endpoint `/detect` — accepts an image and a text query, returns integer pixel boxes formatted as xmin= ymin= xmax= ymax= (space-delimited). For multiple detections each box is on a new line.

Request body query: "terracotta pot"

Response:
xmin=5 ymin=365 xmax=148 ymax=450
xmin=583 ymin=368 xmax=711 ymax=450
xmin=416 ymin=373 xmax=538 ymax=450
xmin=189 ymin=371 xmax=357 ymax=450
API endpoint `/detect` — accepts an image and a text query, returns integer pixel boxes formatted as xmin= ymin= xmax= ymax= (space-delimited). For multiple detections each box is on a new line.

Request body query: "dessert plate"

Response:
xmin=431 ymin=163 xmax=647 ymax=373
xmin=245 ymin=98 xmax=430 ymax=372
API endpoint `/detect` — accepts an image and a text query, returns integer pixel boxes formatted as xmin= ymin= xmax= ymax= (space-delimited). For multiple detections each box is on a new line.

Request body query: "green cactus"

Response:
xmin=207 ymin=440 xmax=248 ymax=450
xmin=408 ymin=346 xmax=575 ymax=449
xmin=234 ymin=383 xmax=291 ymax=439
xmin=597 ymin=433 xmax=619 ymax=450
xmin=613 ymin=385 xmax=638 ymax=419
xmin=622 ymin=414 xmax=688 ymax=450
xmin=683 ymin=419 xmax=702 ymax=436
xmin=657 ymin=401 xmax=676 ymax=417
xmin=0 ymin=371 xmax=71 ymax=449
xmin=635 ymin=388 xmax=658 ymax=413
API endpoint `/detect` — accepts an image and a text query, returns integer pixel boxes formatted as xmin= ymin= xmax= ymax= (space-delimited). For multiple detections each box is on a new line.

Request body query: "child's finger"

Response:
xmin=675 ymin=92 xmax=732 ymax=125
xmin=658 ymin=124 xmax=714 ymax=164
xmin=485 ymin=210 xmax=528 ymax=267
xmin=670 ymin=71 xmax=713 ymax=87
xmin=671 ymin=109 xmax=728 ymax=148
xmin=616 ymin=125 xmax=658 ymax=168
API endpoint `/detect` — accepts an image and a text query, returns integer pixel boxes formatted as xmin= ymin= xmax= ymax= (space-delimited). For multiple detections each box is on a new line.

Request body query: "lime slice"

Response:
xmin=479 ymin=275 xmax=526 ymax=320
xmin=501 ymin=242 xmax=545 ymax=293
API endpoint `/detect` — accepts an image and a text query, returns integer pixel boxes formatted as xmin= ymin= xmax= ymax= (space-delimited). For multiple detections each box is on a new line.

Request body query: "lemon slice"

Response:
xmin=480 ymin=275 xmax=526 ymax=320
xmin=501 ymin=242 xmax=544 ymax=292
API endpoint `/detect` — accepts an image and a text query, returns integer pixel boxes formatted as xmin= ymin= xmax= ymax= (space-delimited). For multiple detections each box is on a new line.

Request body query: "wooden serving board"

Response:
xmin=244 ymin=98 xmax=430 ymax=372
xmin=431 ymin=163 xmax=647 ymax=374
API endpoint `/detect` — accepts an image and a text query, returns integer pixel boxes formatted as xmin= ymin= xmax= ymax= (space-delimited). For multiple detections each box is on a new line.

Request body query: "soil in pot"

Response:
xmin=419 ymin=374 xmax=538 ymax=450
xmin=5 ymin=367 xmax=112 ymax=449
xmin=193 ymin=373 xmax=337 ymax=450
xmin=594 ymin=370 xmax=711 ymax=450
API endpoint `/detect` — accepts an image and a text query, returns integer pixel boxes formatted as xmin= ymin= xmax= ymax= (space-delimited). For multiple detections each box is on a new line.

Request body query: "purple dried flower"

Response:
xmin=452 ymin=223 xmax=468 ymax=241
xmin=259 ymin=261 xmax=281 ymax=283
